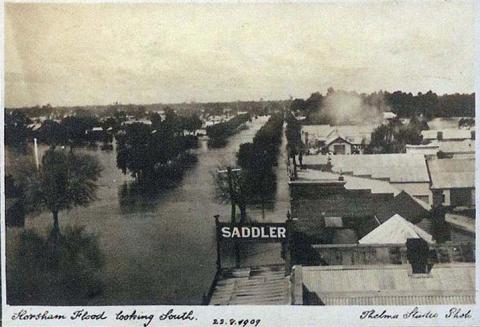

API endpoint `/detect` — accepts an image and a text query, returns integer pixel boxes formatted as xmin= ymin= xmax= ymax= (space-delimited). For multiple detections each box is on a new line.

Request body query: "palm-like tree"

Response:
xmin=26 ymin=148 xmax=102 ymax=237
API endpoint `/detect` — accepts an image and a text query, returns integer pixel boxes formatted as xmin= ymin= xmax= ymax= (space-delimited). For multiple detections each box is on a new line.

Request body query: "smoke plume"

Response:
xmin=313 ymin=91 xmax=389 ymax=125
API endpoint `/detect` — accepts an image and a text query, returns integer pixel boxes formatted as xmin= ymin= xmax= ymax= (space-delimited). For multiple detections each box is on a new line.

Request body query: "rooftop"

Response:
xmin=437 ymin=139 xmax=475 ymax=154
xmin=208 ymin=265 xmax=290 ymax=305
xmin=422 ymin=128 xmax=472 ymax=140
xmin=427 ymin=158 xmax=475 ymax=189
xmin=358 ymin=214 xmax=434 ymax=245
xmin=302 ymin=153 xmax=430 ymax=183
xmin=445 ymin=213 xmax=475 ymax=234
xmin=295 ymin=169 xmax=400 ymax=195
xmin=300 ymin=263 xmax=475 ymax=305
xmin=302 ymin=124 xmax=376 ymax=144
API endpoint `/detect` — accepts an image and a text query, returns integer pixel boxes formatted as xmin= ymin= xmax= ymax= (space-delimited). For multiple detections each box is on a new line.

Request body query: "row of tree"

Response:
xmin=206 ymin=113 xmax=250 ymax=147
xmin=215 ymin=113 xmax=284 ymax=223
xmin=5 ymin=110 xmax=111 ymax=150
xmin=5 ymin=107 xmax=203 ymax=150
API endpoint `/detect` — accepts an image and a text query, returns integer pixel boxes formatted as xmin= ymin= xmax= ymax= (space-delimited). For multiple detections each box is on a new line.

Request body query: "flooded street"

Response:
xmin=11 ymin=116 xmax=288 ymax=305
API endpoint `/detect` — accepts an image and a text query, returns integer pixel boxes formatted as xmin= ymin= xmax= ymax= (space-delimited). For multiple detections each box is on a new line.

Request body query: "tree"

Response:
xmin=25 ymin=149 xmax=102 ymax=238
xmin=116 ymin=123 xmax=153 ymax=180
xmin=183 ymin=113 xmax=202 ymax=134
xmin=5 ymin=110 xmax=32 ymax=149
xmin=37 ymin=120 xmax=67 ymax=147
xmin=214 ymin=168 xmax=252 ymax=223
xmin=285 ymin=112 xmax=303 ymax=175
xmin=61 ymin=116 xmax=98 ymax=146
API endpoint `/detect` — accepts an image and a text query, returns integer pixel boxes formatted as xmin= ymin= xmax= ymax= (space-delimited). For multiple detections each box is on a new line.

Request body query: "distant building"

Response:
xmin=421 ymin=129 xmax=474 ymax=142
xmin=383 ymin=111 xmax=397 ymax=121
xmin=324 ymin=135 xmax=353 ymax=155
xmin=427 ymin=158 xmax=475 ymax=208
xmin=405 ymin=143 xmax=440 ymax=156
xmin=406 ymin=140 xmax=475 ymax=159
xmin=301 ymin=125 xmax=375 ymax=154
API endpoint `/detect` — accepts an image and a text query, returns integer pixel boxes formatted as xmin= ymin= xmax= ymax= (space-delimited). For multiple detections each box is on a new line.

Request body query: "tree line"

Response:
xmin=290 ymin=89 xmax=475 ymax=123
xmin=206 ymin=113 xmax=250 ymax=148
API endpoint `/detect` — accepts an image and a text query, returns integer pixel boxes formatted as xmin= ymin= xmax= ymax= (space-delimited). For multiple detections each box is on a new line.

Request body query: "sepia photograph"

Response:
xmin=2 ymin=0 xmax=476 ymax=322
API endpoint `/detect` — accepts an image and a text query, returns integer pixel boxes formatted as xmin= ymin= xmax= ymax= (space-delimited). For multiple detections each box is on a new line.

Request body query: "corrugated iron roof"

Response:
xmin=428 ymin=158 xmax=474 ymax=189
xmin=320 ymin=293 xmax=474 ymax=305
xmin=301 ymin=263 xmax=475 ymax=305
xmin=208 ymin=265 xmax=290 ymax=305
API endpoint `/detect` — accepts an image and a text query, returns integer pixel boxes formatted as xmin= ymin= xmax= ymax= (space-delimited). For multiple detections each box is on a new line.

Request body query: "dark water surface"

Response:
xmin=12 ymin=116 xmax=289 ymax=305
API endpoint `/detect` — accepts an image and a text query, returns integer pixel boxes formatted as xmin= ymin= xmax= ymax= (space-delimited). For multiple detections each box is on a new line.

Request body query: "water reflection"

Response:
xmin=7 ymin=226 xmax=104 ymax=305
xmin=118 ymin=181 xmax=168 ymax=213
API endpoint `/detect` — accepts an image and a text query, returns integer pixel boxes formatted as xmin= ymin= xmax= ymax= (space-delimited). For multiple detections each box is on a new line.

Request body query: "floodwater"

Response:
xmin=10 ymin=116 xmax=289 ymax=305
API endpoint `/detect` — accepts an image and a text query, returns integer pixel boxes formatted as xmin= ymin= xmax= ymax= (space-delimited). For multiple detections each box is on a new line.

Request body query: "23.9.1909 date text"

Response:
xmin=212 ymin=318 xmax=261 ymax=327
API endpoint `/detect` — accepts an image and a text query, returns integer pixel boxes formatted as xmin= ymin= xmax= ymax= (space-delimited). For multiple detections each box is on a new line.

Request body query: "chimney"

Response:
xmin=437 ymin=131 xmax=443 ymax=141
xmin=324 ymin=157 xmax=333 ymax=172
xmin=406 ymin=238 xmax=430 ymax=274
xmin=471 ymin=130 xmax=475 ymax=140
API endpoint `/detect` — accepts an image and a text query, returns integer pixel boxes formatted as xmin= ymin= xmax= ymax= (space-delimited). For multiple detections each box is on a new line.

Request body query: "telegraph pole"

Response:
xmin=227 ymin=167 xmax=236 ymax=223
xmin=218 ymin=167 xmax=242 ymax=268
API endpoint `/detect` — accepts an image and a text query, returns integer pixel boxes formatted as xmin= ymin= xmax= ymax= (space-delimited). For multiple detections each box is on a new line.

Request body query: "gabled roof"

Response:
xmin=358 ymin=214 xmax=434 ymax=244
xmin=302 ymin=125 xmax=376 ymax=144
xmin=375 ymin=190 xmax=430 ymax=224
xmin=325 ymin=134 xmax=353 ymax=147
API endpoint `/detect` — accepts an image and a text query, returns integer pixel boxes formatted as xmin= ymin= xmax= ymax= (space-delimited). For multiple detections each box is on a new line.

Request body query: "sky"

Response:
xmin=5 ymin=2 xmax=475 ymax=107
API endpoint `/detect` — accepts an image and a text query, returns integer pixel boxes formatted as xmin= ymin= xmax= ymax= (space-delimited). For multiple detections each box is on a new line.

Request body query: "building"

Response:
xmin=301 ymin=125 xmax=376 ymax=154
xmin=405 ymin=143 xmax=440 ymax=156
xmin=290 ymin=241 xmax=475 ymax=305
xmin=293 ymin=263 xmax=475 ymax=305
xmin=383 ymin=111 xmax=397 ymax=121
xmin=421 ymin=129 xmax=474 ymax=142
xmin=289 ymin=169 xmax=431 ymax=245
xmin=302 ymin=154 xmax=432 ymax=204
xmin=445 ymin=212 xmax=475 ymax=243
xmin=427 ymin=158 xmax=475 ymax=207
xmin=406 ymin=140 xmax=475 ymax=158
xmin=324 ymin=135 xmax=353 ymax=155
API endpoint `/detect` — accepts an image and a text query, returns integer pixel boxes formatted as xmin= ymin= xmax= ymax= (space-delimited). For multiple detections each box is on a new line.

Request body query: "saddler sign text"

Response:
xmin=217 ymin=223 xmax=287 ymax=242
